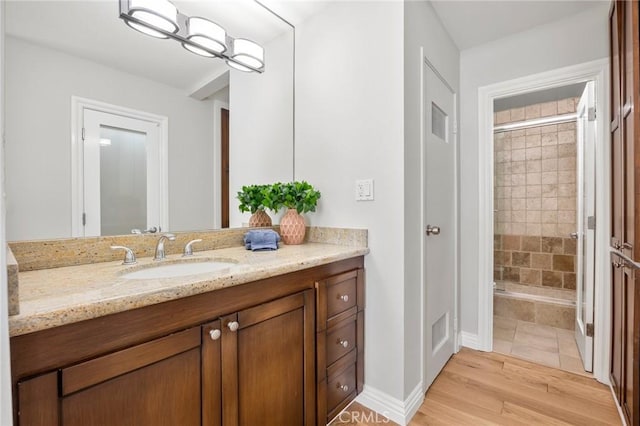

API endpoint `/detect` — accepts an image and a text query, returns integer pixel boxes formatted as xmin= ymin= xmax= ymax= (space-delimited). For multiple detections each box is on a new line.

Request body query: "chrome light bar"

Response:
xmin=119 ymin=0 xmax=265 ymax=73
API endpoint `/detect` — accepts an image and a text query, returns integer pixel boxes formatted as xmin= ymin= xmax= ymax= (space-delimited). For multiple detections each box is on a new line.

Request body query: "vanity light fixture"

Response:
xmin=119 ymin=0 xmax=264 ymax=73
xmin=124 ymin=0 xmax=178 ymax=39
xmin=227 ymin=39 xmax=264 ymax=71
xmin=183 ymin=17 xmax=227 ymax=57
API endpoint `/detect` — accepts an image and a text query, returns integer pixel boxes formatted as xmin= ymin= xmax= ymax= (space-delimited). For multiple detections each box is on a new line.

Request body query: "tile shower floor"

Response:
xmin=493 ymin=315 xmax=590 ymax=376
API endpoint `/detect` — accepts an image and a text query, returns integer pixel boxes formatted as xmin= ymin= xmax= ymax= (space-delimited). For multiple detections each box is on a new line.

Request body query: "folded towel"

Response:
xmin=244 ymin=230 xmax=281 ymax=251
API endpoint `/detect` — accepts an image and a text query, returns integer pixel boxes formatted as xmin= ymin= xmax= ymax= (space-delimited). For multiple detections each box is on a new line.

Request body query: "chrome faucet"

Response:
xmin=183 ymin=239 xmax=203 ymax=257
xmin=111 ymin=245 xmax=137 ymax=265
xmin=154 ymin=234 xmax=176 ymax=261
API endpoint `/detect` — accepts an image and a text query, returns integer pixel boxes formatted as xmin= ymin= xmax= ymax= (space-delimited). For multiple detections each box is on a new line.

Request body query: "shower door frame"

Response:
xmin=476 ymin=59 xmax=611 ymax=384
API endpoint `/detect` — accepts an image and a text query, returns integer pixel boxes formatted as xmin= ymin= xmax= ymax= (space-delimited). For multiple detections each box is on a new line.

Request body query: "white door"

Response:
xmin=83 ymin=109 xmax=162 ymax=236
xmin=575 ymin=81 xmax=596 ymax=372
xmin=423 ymin=61 xmax=457 ymax=388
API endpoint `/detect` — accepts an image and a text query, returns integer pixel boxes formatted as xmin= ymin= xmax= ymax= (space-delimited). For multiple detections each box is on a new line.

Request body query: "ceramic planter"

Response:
xmin=248 ymin=210 xmax=272 ymax=227
xmin=279 ymin=209 xmax=306 ymax=244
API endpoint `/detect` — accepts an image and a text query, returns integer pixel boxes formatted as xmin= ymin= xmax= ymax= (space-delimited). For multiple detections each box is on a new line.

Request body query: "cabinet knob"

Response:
xmin=227 ymin=321 xmax=239 ymax=332
xmin=209 ymin=329 xmax=221 ymax=340
xmin=337 ymin=383 xmax=349 ymax=392
xmin=337 ymin=339 xmax=349 ymax=348
xmin=614 ymin=260 xmax=625 ymax=269
xmin=338 ymin=294 xmax=349 ymax=302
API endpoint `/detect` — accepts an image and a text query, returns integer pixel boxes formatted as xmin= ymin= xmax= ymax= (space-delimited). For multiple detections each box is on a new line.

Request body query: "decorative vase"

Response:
xmin=279 ymin=209 xmax=306 ymax=245
xmin=249 ymin=210 xmax=272 ymax=227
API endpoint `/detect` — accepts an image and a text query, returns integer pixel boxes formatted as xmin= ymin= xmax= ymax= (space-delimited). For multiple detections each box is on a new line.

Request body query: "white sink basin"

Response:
xmin=122 ymin=261 xmax=237 ymax=280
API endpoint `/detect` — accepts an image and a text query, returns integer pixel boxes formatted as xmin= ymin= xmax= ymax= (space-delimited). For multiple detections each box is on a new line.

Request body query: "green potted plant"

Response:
xmin=237 ymin=184 xmax=280 ymax=227
xmin=274 ymin=181 xmax=321 ymax=244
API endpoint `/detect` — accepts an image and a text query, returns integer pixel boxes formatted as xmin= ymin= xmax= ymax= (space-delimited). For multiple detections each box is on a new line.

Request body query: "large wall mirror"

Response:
xmin=4 ymin=0 xmax=294 ymax=241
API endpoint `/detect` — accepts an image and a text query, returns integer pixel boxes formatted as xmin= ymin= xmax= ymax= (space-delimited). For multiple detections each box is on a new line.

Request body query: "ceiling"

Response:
xmin=430 ymin=0 xmax=608 ymax=50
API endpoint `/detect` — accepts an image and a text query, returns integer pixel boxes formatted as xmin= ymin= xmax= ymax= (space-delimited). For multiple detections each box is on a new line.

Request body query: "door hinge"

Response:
xmin=586 ymin=323 xmax=594 ymax=337
xmin=81 ymin=127 xmax=85 ymax=141
xmin=587 ymin=216 xmax=596 ymax=230
xmin=82 ymin=213 xmax=86 ymax=226
xmin=588 ymin=107 xmax=596 ymax=122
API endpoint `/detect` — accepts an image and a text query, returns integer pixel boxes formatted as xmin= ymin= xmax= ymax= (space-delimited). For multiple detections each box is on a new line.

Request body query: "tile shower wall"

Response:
xmin=494 ymin=97 xmax=578 ymax=289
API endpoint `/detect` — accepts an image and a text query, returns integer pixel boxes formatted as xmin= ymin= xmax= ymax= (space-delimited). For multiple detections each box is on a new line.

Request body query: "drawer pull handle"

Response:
xmin=228 ymin=321 xmax=239 ymax=332
xmin=338 ymin=294 xmax=349 ymax=302
xmin=209 ymin=329 xmax=221 ymax=340
xmin=337 ymin=339 xmax=349 ymax=348
xmin=337 ymin=383 xmax=349 ymax=392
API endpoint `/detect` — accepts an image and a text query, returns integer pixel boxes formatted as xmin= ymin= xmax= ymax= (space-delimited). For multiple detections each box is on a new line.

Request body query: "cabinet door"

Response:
xmin=611 ymin=0 xmax=624 ymax=249
xmin=202 ymin=320 xmax=223 ymax=426
xmin=622 ymin=263 xmax=639 ymax=424
xmin=611 ymin=254 xmax=624 ymax=401
xmin=60 ymin=327 xmax=201 ymax=426
xmin=623 ymin=0 xmax=640 ymax=260
xmin=221 ymin=290 xmax=315 ymax=426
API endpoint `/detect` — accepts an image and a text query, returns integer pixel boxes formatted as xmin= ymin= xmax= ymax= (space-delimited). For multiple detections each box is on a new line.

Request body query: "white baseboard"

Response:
xmin=356 ymin=382 xmax=424 ymax=426
xmin=461 ymin=331 xmax=480 ymax=350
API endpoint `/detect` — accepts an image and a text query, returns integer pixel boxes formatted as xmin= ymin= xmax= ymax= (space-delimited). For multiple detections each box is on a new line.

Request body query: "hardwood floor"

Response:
xmin=331 ymin=348 xmax=621 ymax=425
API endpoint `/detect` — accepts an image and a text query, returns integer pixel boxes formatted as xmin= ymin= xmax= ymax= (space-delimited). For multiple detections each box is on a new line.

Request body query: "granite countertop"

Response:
xmin=9 ymin=243 xmax=368 ymax=337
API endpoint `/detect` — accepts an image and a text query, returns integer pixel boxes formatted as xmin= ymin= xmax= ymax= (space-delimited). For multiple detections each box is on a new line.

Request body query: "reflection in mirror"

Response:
xmin=99 ymin=126 xmax=147 ymax=236
xmin=4 ymin=0 xmax=294 ymax=241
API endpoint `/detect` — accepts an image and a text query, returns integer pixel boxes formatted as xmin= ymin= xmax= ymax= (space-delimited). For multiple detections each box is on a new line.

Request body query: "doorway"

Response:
xmin=476 ymin=59 xmax=611 ymax=384
xmin=71 ymin=97 xmax=168 ymax=237
xmin=491 ymin=82 xmax=595 ymax=375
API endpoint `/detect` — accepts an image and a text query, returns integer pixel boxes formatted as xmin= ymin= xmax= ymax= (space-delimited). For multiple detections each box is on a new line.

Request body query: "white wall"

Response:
xmin=295 ymin=0 xmax=406 ymax=402
xmin=0 ymin=2 xmax=13 ymax=424
xmin=296 ymin=2 xmax=460 ymax=417
xmin=404 ymin=0 xmax=459 ymax=397
xmin=458 ymin=4 xmax=609 ymax=335
xmin=229 ymin=30 xmax=294 ymax=227
xmin=5 ymin=36 xmax=215 ymax=240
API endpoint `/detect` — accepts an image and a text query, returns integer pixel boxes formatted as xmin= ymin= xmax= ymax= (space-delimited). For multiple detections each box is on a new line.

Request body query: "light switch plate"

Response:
xmin=355 ymin=179 xmax=374 ymax=201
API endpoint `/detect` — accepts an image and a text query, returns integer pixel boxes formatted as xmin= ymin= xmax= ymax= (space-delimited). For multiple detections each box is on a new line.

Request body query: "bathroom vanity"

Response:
xmin=9 ymin=234 xmax=367 ymax=425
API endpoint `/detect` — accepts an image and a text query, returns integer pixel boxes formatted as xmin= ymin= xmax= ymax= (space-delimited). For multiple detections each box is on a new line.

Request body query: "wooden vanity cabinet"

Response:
xmin=18 ymin=327 xmax=203 ymax=426
xmin=315 ymin=269 xmax=365 ymax=424
xmin=11 ymin=256 xmax=365 ymax=426
xmin=219 ymin=291 xmax=316 ymax=426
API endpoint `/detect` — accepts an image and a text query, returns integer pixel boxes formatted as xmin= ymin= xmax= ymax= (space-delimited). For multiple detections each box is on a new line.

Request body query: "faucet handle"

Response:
xmin=183 ymin=239 xmax=203 ymax=257
xmin=111 ymin=246 xmax=137 ymax=265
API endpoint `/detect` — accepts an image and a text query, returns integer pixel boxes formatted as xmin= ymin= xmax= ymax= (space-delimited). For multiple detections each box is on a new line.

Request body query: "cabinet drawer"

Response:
xmin=326 ymin=315 xmax=356 ymax=366
xmin=327 ymin=364 xmax=357 ymax=417
xmin=326 ymin=273 xmax=357 ymax=319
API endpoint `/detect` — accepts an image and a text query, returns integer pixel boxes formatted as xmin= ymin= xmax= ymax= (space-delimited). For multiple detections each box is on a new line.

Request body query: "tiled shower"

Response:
xmin=493 ymin=97 xmax=579 ymax=330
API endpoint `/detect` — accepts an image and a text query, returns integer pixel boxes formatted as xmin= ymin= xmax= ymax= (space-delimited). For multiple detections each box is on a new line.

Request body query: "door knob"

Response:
xmin=426 ymin=225 xmax=441 ymax=236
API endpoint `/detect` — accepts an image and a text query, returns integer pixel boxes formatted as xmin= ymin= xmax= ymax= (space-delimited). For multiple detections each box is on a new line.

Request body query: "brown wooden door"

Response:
xmin=221 ymin=290 xmax=316 ymax=426
xmin=221 ymin=108 xmax=230 ymax=228
xmin=59 ymin=328 xmax=201 ymax=426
